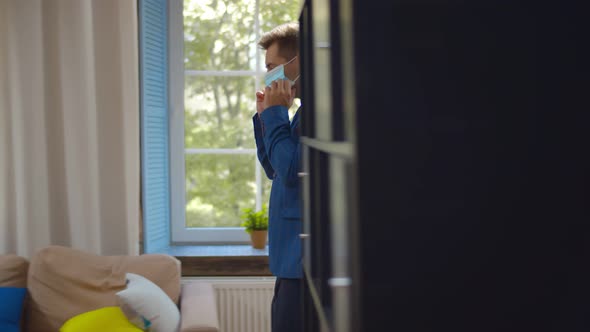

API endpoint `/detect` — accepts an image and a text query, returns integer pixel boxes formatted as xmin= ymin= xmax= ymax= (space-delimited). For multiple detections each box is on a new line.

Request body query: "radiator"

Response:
xmin=183 ymin=277 xmax=276 ymax=332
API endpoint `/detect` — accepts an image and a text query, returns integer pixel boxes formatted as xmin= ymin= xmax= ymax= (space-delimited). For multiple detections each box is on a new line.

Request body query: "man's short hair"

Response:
xmin=258 ymin=22 xmax=299 ymax=59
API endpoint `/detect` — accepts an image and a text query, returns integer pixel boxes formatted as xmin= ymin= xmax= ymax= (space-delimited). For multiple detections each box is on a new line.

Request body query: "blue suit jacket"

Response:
xmin=253 ymin=106 xmax=302 ymax=279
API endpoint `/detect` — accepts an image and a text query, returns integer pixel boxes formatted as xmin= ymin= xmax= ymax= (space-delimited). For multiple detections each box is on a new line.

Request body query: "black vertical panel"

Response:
xmin=352 ymin=1 xmax=589 ymax=331
xmin=328 ymin=0 xmax=344 ymax=140
xmin=310 ymin=149 xmax=321 ymax=284
xmin=317 ymin=152 xmax=332 ymax=310
xmin=299 ymin=0 xmax=315 ymax=138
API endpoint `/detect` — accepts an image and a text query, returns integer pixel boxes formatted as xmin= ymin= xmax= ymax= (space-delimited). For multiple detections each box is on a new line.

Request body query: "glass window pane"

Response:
xmin=185 ymin=76 xmax=256 ymax=149
xmin=186 ymin=154 xmax=256 ymax=227
xmin=184 ymin=0 xmax=257 ymax=71
xmin=262 ymin=175 xmax=272 ymax=209
xmin=259 ymin=0 xmax=301 ymax=37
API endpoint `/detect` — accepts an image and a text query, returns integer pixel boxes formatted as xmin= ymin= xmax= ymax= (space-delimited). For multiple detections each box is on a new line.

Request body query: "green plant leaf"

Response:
xmin=239 ymin=204 xmax=268 ymax=233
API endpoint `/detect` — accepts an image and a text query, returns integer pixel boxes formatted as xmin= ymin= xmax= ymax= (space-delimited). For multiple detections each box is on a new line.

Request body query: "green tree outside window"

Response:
xmin=183 ymin=0 xmax=301 ymax=227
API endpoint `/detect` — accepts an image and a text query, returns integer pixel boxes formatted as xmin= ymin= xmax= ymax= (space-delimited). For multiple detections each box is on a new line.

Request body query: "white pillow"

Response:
xmin=116 ymin=272 xmax=180 ymax=332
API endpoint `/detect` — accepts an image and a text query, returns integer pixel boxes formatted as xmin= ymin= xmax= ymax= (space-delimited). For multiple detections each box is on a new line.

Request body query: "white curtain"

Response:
xmin=0 ymin=0 xmax=140 ymax=258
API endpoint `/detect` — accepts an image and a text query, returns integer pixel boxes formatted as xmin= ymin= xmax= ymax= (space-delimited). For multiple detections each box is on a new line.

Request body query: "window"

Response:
xmin=168 ymin=0 xmax=302 ymax=244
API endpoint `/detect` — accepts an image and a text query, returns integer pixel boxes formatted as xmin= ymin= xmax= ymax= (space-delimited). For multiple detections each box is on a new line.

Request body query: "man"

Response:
xmin=252 ymin=22 xmax=302 ymax=332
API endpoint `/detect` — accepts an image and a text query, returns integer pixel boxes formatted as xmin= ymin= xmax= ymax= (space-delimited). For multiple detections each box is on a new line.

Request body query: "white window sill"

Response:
xmin=154 ymin=244 xmax=269 ymax=257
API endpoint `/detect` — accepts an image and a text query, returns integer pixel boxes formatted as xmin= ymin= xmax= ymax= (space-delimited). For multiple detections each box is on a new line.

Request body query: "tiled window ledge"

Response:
xmin=155 ymin=245 xmax=270 ymax=277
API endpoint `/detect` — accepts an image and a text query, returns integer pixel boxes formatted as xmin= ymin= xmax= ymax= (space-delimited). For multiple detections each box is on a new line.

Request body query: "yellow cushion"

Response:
xmin=59 ymin=306 xmax=143 ymax=332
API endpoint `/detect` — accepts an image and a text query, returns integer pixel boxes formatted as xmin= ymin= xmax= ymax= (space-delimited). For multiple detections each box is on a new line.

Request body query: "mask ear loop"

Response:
xmin=285 ymin=56 xmax=298 ymax=66
xmin=284 ymin=56 xmax=299 ymax=85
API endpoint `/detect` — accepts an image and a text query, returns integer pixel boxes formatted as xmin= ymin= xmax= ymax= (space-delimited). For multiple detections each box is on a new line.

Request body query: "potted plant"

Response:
xmin=241 ymin=205 xmax=269 ymax=249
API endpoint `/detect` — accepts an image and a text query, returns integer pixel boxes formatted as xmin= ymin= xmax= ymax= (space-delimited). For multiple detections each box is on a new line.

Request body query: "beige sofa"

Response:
xmin=0 ymin=245 xmax=219 ymax=332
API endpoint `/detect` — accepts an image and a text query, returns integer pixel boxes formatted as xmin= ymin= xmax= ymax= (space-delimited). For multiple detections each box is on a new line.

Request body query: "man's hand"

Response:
xmin=262 ymin=79 xmax=295 ymax=111
xmin=256 ymin=90 xmax=265 ymax=115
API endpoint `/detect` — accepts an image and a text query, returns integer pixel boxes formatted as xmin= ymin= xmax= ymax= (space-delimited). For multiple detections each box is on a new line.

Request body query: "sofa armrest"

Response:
xmin=180 ymin=282 xmax=220 ymax=332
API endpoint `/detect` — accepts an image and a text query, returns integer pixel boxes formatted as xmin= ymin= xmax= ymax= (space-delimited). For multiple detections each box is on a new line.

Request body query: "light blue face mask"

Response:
xmin=264 ymin=56 xmax=300 ymax=87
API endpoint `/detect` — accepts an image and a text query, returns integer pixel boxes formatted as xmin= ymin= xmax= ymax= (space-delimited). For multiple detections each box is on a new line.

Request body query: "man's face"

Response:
xmin=265 ymin=42 xmax=300 ymax=97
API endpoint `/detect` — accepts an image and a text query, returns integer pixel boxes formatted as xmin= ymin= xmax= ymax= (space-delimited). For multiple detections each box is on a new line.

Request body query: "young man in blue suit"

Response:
xmin=252 ymin=22 xmax=302 ymax=332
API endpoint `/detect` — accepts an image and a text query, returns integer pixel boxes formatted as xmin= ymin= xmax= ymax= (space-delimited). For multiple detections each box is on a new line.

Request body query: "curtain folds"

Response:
xmin=0 ymin=0 xmax=140 ymax=257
